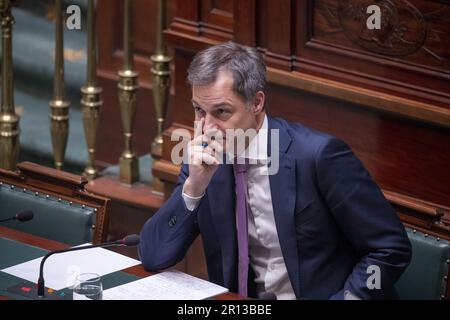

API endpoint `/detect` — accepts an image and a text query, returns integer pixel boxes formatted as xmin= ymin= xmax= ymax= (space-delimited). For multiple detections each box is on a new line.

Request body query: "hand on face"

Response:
xmin=183 ymin=70 xmax=265 ymax=197
xmin=184 ymin=118 xmax=224 ymax=198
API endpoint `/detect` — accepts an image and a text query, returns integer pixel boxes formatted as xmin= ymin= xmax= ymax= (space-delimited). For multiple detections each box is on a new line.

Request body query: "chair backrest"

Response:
xmin=395 ymin=228 xmax=450 ymax=300
xmin=0 ymin=162 xmax=109 ymax=245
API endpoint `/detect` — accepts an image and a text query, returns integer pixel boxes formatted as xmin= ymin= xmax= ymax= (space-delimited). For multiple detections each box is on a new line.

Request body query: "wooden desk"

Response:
xmin=0 ymin=226 xmax=245 ymax=300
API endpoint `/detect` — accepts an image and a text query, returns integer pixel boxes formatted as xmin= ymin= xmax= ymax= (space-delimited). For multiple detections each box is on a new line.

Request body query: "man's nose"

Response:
xmin=203 ymin=114 xmax=217 ymax=132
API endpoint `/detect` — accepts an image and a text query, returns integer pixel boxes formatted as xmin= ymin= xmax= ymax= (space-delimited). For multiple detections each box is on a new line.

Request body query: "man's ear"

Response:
xmin=252 ymin=91 xmax=265 ymax=114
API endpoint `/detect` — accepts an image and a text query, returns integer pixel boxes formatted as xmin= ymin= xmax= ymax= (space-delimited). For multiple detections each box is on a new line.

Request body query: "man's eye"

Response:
xmin=194 ymin=107 xmax=204 ymax=113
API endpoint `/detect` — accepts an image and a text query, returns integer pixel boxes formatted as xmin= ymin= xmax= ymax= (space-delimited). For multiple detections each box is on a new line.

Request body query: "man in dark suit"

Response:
xmin=138 ymin=41 xmax=411 ymax=299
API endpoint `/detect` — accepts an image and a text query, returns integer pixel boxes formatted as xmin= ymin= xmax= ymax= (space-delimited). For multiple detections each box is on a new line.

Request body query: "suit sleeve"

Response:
xmin=138 ymin=164 xmax=202 ymax=271
xmin=315 ymin=138 xmax=411 ymax=300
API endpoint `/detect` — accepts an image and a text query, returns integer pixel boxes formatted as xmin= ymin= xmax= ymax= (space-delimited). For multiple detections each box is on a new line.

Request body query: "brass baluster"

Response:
xmin=81 ymin=0 xmax=102 ymax=180
xmin=118 ymin=0 xmax=139 ymax=184
xmin=0 ymin=0 xmax=19 ymax=171
xmin=49 ymin=0 xmax=70 ymax=170
xmin=151 ymin=0 xmax=172 ymax=194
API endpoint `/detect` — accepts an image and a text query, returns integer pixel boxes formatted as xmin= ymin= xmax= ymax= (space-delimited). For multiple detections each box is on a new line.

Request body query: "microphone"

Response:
xmin=118 ymin=234 xmax=140 ymax=246
xmin=37 ymin=234 xmax=140 ymax=298
xmin=258 ymin=292 xmax=277 ymax=300
xmin=0 ymin=210 xmax=34 ymax=223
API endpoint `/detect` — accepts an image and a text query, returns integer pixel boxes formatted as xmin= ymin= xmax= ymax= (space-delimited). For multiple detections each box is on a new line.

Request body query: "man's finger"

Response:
xmin=190 ymin=134 xmax=205 ymax=147
xmin=189 ymin=146 xmax=214 ymax=161
xmin=189 ymin=150 xmax=218 ymax=166
xmin=190 ymin=146 xmax=217 ymax=160
xmin=194 ymin=118 xmax=204 ymax=139
xmin=208 ymin=140 xmax=224 ymax=154
xmin=201 ymin=152 xmax=220 ymax=165
xmin=189 ymin=148 xmax=204 ymax=166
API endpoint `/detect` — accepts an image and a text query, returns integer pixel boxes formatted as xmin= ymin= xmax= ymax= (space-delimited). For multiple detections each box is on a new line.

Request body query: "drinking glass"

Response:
xmin=72 ymin=273 xmax=103 ymax=300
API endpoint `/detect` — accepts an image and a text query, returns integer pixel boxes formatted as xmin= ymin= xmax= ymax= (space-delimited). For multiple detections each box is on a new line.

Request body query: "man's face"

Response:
xmin=191 ymin=69 xmax=265 ymax=154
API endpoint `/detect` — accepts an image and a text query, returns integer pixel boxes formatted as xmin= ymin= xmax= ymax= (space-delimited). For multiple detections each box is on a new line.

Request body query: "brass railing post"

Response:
xmin=81 ymin=0 xmax=102 ymax=180
xmin=49 ymin=0 xmax=70 ymax=170
xmin=151 ymin=0 xmax=172 ymax=194
xmin=0 ymin=0 xmax=19 ymax=171
xmin=118 ymin=0 xmax=139 ymax=184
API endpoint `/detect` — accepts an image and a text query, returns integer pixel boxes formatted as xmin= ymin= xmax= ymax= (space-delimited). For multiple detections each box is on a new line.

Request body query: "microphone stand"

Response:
xmin=5 ymin=234 xmax=138 ymax=299
xmin=37 ymin=240 xmax=125 ymax=298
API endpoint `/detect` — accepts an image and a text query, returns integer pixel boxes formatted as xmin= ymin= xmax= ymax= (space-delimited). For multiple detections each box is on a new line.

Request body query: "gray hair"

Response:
xmin=187 ymin=41 xmax=266 ymax=105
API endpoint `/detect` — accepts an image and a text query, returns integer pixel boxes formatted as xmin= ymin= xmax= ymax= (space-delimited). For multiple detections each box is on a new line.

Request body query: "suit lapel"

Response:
xmin=207 ymin=164 xmax=237 ymax=290
xmin=268 ymin=117 xmax=301 ymax=297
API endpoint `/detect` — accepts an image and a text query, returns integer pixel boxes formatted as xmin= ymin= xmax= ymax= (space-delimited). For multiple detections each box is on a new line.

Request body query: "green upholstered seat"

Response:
xmin=0 ymin=182 xmax=96 ymax=246
xmin=395 ymin=228 xmax=450 ymax=300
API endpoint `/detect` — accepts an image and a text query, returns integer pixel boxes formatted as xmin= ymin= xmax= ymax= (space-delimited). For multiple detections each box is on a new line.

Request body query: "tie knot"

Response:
xmin=234 ymin=158 xmax=249 ymax=174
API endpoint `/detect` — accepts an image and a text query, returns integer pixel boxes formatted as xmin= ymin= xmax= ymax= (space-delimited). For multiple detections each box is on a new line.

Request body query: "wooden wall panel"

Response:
xmin=295 ymin=0 xmax=450 ymax=109
xmin=234 ymin=0 xmax=256 ymax=46
xmin=170 ymin=0 xmax=234 ymax=42
xmin=261 ymin=0 xmax=294 ymax=70
xmin=175 ymin=0 xmax=200 ymax=21
xmin=265 ymin=83 xmax=450 ymax=208
xmin=201 ymin=0 xmax=234 ymax=30
xmin=313 ymin=0 xmax=450 ymax=71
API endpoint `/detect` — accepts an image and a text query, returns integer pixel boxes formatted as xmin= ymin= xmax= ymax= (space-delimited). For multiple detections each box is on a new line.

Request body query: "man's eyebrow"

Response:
xmin=191 ymin=101 xmax=232 ymax=109
xmin=191 ymin=100 xmax=201 ymax=108
xmin=211 ymin=102 xmax=232 ymax=109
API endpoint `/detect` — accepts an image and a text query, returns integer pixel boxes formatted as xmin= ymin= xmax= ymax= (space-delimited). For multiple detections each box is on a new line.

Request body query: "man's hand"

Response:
xmin=184 ymin=119 xmax=223 ymax=197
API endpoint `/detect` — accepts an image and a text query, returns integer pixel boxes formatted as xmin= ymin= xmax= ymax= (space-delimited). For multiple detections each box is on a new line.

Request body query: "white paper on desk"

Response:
xmin=1 ymin=244 xmax=141 ymax=290
xmin=103 ymin=270 xmax=228 ymax=300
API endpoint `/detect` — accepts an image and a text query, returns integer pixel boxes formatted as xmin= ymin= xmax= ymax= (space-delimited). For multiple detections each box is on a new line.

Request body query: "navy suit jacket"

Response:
xmin=139 ymin=116 xmax=411 ymax=299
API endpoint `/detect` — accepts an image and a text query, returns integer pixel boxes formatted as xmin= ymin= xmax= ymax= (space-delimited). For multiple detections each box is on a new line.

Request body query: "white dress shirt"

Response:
xmin=182 ymin=115 xmax=296 ymax=299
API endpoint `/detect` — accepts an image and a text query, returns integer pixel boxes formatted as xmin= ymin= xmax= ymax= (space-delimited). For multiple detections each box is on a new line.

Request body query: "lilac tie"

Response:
xmin=233 ymin=159 xmax=250 ymax=296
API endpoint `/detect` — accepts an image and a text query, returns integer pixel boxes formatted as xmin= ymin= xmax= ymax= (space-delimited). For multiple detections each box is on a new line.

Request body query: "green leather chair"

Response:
xmin=395 ymin=228 xmax=450 ymax=300
xmin=0 ymin=181 xmax=97 ymax=246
